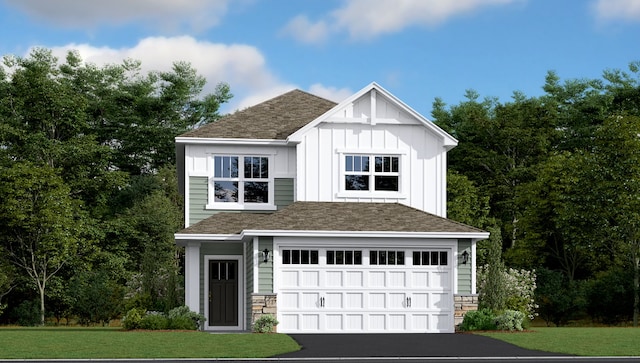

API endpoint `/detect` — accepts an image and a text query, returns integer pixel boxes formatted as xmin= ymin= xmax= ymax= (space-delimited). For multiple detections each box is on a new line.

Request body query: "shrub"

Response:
xmin=458 ymin=308 xmax=497 ymax=331
xmin=495 ymin=310 xmax=525 ymax=331
xmin=12 ymin=300 xmax=40 ymax=326
xmin=167 ymin=306 xmax=205 ymax=330
xmin=535 ymin=268 xmax=586 ymax=326
xmin=140 ymin=312 xmax=169 ymax=330
xmin=479 ymin=265 xmax=538 ymax=320
xmin=253 ymin=314 xmax=279 ymax=333
xmin=122 ymin=308 xmax=144 ymax=330
xmin=586 ymin=267 xmax=633 ymax=325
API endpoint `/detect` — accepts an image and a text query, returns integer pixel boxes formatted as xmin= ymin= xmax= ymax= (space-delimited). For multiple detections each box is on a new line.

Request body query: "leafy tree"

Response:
xmin=0 ymin=162 xmax=85 ymax=325
xmin=0 ymin=251 xmax=16 ymax=315
xmin=478 ymin=227 xmax=507 ymax=312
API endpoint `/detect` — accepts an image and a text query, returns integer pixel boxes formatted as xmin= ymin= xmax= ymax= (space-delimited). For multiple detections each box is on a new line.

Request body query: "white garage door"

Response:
xmin=277 ymin=248 xmax=453 ymax=333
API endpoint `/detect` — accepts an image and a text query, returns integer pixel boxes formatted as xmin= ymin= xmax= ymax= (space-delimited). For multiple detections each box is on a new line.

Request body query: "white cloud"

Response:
xmin=42 ymin=36 xmax=351 ymax=114
xmin=4 ymin=0 xmax=231 ymax=33
xmin=592 ymin=0 xmax=640 ymax=23
xmin=308 ymin=84 xmax=352 ymax=103
xmin=283 ymin=0 xmax=518 ymax=43
xmin=281 ymin=15 xmax=331 ymax=44
xmin=46 ymin=36 xmax=288 ymax=113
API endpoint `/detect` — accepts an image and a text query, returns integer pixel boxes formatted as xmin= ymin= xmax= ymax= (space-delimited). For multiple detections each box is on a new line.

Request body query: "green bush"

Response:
xmin=586 ymin=267 xmax=633 ymax=325
xmin=495 ymin=309 xmax=525 ymax=331
xmin=140 ymin=312 xmax=169 ymax=330
xmin=122 ymin=308 xmax=144 ymax=330
xmin=168 ymin=316 xmax=198 ymax=330
xmin=167 ymin=306 xmax=205 ymax=330
xmin=253 ymin=314 xmax=279 ymax=333
xmin=459 ymin=308 xmax=497 ymax=331
xmin=535 ymin=268 xmax=586 ymax=326
xmin=13 ymin=300 xmax=41 ymax=326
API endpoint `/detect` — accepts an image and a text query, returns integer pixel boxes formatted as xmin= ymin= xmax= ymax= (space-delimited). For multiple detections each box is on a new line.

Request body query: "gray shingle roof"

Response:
xmin=178 ymin=202 xmax=485 ymax=235
xmin=179 ymin=89 xmax=337 ymax=139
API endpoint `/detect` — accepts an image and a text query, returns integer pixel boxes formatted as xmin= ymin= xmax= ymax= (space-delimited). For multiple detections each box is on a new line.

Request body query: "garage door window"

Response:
xmin=282 ymin=249 xmax=319 ymax=264
xmin=369 ymin=250 xmax=405 ymax=265
xmin=327 ymin=250 xmax=362 ymax=265
xmin=412 ymin=251 xmax=448 ymax=266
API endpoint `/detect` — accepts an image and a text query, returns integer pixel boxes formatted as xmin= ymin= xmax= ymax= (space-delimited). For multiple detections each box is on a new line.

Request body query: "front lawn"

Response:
xmin=0 ymin=327 xmax=300 ymax=359
xmin=477 ymin=327 xmax=640 ymax=356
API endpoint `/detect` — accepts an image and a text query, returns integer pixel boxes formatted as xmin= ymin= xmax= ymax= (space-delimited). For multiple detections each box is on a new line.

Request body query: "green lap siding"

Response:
xmin=274 ymin=178 xmax=294 ymax=209
xmin=188 ymin=177 xmax=295 ymax=225
xmin=457 ymin=239 xmax=472 ymax=294
xmin=258 ymin=237 xmax=273 ymax=293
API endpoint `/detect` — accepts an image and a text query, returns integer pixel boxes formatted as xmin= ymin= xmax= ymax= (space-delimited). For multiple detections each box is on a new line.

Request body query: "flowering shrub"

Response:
xmin=478 ymin=266 xmax=538 ymax=320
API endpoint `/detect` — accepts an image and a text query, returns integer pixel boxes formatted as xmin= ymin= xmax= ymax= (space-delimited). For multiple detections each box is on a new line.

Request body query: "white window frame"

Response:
xmin=336 ymin=149 xmax=407 ymax=199
xmin=206 ymin=154 xmax=276 ymax=210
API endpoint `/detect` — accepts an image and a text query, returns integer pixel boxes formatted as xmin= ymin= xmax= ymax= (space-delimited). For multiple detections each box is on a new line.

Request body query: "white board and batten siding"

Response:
xmin=295 ymin=89 xmax=448 ymax=217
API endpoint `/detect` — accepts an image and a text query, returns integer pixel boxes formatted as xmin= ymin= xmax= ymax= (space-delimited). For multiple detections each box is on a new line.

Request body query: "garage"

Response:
xmin=276 ymin=247 xmax=454 ymax=333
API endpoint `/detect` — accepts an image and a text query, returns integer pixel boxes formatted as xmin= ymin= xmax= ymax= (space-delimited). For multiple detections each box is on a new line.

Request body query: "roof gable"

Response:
xmin=288 ymin=82 xmax=458 ymax=149
xmin=178 ymin=89 xmax=336 ymax=140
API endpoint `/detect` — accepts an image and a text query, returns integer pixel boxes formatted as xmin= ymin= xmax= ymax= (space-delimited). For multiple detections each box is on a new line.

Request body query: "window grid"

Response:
xmin=327 ymin=250 xmax=363 ymax=265
xmin=369 ymin=250 xmax=405 ymax=265
xmin=412 ymin=251 xmax=449 ymax=266
xmin=282 ymin=249 xmax=319 ymax=265
xmin=213 ymin=155 xmax=269 ymax=204
xmin=345 ymin=154 xmax=399 ymax=192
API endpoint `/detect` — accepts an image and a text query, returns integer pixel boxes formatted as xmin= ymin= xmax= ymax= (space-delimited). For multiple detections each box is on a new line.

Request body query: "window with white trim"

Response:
xmin=211 ymin=155 xmax=270 ymax=206
xmin=345 ymin=155 xmax=399 ymax=192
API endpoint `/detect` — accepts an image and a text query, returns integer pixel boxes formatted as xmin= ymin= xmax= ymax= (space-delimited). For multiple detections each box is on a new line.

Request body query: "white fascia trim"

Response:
xmin=242 ymin=230 xmax=490 ymax=240
xmin=175 ymin=137 xmax=290 ymax=146
xmin=174 ymin=233 xmax=244 ymax=242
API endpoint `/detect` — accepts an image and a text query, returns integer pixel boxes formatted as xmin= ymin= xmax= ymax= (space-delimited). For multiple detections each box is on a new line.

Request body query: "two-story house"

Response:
xmin=174 ymin=82 xmax=489 ymax=333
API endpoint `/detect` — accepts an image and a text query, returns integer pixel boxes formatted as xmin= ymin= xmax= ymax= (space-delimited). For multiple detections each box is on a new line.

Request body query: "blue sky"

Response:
xmin=1 ymin=0 xmax=639 ymax=118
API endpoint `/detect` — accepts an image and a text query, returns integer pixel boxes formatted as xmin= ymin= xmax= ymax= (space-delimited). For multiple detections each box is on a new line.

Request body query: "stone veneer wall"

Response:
xmin=454 ymin=294 xmax=479 ymax=327
xmin=251 ymin=293 xmax=277 ymax=331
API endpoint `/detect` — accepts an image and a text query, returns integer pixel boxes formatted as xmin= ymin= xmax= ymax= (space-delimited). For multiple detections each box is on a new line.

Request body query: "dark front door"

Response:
xmin=209 ymin=260 xmax=238 ymax=326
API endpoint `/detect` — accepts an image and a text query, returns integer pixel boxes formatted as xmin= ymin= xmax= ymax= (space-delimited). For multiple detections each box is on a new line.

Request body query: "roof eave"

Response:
xmin=175 ymin=137 xmax=291 ymax=146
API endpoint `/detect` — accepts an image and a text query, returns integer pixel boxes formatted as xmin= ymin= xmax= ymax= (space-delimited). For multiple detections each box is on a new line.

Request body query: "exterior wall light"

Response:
xmin=461 ymin=250 xmax=470 ymax=265
xmin=262 ymin=248 xmax=270 ymax=263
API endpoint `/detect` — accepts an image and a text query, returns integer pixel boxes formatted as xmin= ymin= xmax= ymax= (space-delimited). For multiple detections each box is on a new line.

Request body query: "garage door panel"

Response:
xmin=301 ymin=292 xmax=320 ymax=308
xmin=369 ymin=271 xmax=386 ymax=287
xmin=278 ymin=247 xmax=453 ymax=333
xmin=346 ymin=271 xmax=364 ymax=287
xmin=369 ymin=293 xmax=386 ymax=309
xmin=325 ymin=292 xmax=343 ymax=308
xmin=302 ymin=270 xmax=320 ymax=287
xmin=389 ymin=271 xmax=407 ymax=287
xmin=281 ymin=271 xmax=298 ymax=287
xmin=346 ymin=293 xmax=364 ymax=308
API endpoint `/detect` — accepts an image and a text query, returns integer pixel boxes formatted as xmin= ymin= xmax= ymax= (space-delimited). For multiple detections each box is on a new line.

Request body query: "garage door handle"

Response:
xmin=320 ymin=297 xmax=325 ymax=308
xmin=406 ymin=297 xmax=411 ymax=307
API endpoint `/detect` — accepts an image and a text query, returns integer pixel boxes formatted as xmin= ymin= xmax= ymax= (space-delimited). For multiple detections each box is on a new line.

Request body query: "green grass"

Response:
xmin=477 ymin=327 xmax=640 ymax=356
xmin=0 ymin=327 xmax=300 ymax=359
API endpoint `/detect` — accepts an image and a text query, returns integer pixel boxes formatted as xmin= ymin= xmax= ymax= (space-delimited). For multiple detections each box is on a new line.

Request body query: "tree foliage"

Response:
xmin=437 ymin=61 xmax=640 ymax=325
xmin=0 ymin=47 xmax=230 ymax=325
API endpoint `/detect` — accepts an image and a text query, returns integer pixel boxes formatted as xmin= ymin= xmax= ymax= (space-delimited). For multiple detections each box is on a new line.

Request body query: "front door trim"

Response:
xmin=204 ymin=255 xmax=244 ymax=331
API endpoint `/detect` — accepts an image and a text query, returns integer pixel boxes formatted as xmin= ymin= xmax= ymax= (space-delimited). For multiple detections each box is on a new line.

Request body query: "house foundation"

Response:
xmin=454 ymin=294 xmax=479 ymax=327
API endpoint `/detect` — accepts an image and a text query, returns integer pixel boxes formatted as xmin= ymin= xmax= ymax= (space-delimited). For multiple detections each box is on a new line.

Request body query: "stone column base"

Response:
xmin=251 ymin=293 xmax=277 ymax=332
xmin=454 ymin=294 xmax=479 ymax=327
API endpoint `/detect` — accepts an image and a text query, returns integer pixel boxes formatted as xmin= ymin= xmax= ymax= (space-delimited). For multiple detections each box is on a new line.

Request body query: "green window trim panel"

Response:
xmin=457 ymin=239 xmax=472 ymax=294
xmin=258 ymin=237 xmax=274 ymax=293
xmin=188 ymin=177 xmax=294 ymax=225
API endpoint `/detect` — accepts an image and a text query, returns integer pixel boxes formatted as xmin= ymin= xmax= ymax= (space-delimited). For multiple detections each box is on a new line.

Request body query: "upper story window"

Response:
xmin=209 ymin=155 xmax=273 ymax=209
xmin=345 ymin=155 xmax=399 ymax=192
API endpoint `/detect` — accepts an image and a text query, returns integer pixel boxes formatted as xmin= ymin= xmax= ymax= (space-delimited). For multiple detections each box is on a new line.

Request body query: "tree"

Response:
xmin=589 ymin=114 xmax=640 ymax=326
xmin=0 ymin=162 xmax=84 ymax=325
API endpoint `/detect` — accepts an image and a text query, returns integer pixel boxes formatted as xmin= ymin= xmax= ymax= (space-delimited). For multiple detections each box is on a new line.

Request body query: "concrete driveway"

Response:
xmin=276 ymin=333 xmax=567 ymax=358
